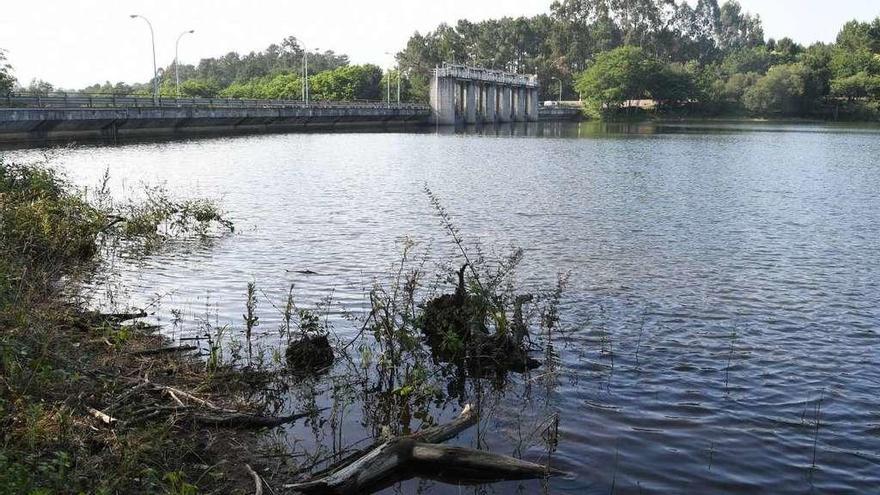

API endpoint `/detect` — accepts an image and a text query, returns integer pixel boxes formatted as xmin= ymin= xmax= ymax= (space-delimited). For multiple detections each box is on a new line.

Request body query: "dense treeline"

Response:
xmin=79 ymin=36 xmax=369 ymax=100
xmin=572 ymin=18 xmax=880 ymax=118
xmin=0 ymin=49 xmax=15 ymax=94
xmin=76 ymin=34 xmax=413 ymax=102
xmin=3 ymin=1 xmax=880 ymax=118
xmin=397 ymin=0 xmax=880 ymax=119
xmin=397 ymin=0 xmax=764 ymax=102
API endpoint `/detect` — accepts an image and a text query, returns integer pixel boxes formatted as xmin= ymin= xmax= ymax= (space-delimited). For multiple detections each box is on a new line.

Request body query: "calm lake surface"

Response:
xmin=8 ymin=121 xmax=880 ymax=493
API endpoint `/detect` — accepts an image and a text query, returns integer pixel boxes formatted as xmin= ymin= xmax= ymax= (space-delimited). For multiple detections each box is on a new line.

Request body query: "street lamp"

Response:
xmin=175 ymin=29 xmax=195 ymax=98
xmin=550 ymin=77 xmax=563 ymax=104
xmin=130 ymin=14 xmax=158 ymax=104
xmin=384 ymin=51 xmax=400 ymax=105
xmin=302 ymin=46 xmax=318 ymax=105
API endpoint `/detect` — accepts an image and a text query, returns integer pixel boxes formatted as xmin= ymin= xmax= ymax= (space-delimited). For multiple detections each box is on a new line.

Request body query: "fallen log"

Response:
xmin=245 ymin=464 xmax=264 ymax=495
xmin=285 ymin=404 xmax=563 ymax=494
xmin=411 ymin=443 xmax=564 ymax=483
xmin=306 ymin=404 xmax=478 ymax=481
xmin=84 ymin=310 xmax=148 ymax=325
xmin=119 ymin=376 xmax=318 ymax=429
xmin=189 ymin=410 xmax=314 ymax=429
xmin=87 ymin=407 xmax=118 ymax=426
xmin=129 ymin=345 xmax=197 ymax=356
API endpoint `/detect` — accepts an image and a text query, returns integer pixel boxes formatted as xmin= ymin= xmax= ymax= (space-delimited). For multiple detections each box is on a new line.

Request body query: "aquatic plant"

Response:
xmin=0 ymin=155 xmax=254 ymax=493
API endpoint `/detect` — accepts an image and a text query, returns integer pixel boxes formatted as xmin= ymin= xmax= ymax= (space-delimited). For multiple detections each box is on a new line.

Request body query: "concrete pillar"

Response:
xmin=514 ymin=87 xmax=526 ymax=121
xmin=498 ymin=86 xmax=512 ymax=122
xmin=484 ymin=84 xmax=497 ymax=123
xmin=527 ymin=88 xmax=539 ymax=122
xmin=429 ymin=75 xmax=456 ymax=125
xmin=457 ymin=82 xmax=464 ymax=118
xmin=465 ymin=81 xmax=477 ymax=124
xmin=476 ymin=84 xmax=484 ymax=121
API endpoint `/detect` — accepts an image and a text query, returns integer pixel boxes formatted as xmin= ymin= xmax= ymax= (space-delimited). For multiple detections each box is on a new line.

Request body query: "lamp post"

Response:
xmin=302 ymin=46 xmax=318 ymax=105
xmin=174 ymin=29 xmax=195 ymax=98
xmin=384 ymin=52 xmax=400 ymax=105
xmin=550 ymin=77 xmax=562 ymax=104
xmin=130 ymin=14 xmax=158 ymax=105
xmin=302 ymin=48 xmax=306 ymax=103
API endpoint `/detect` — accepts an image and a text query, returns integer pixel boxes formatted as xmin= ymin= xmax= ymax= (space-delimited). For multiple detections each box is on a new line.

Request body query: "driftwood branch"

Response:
xmin=190 ymin=410 xmax=315 ymax=428
xmin=87 ymin=407 xmax=118 ymax=426
xmin=245 ymin=464 xmax=263 ymax=495
xmin=84 ymin=310 xmax=148 ymax=325
xmin=114 ymin=376 xmax=317 ymax=429
xmin=129 ymin=345 xmax=197 ymax=356
xmin=410 ymin=443 xmax=564 ymax=483
xmin=285 ymin=404 xmax=563 ymax=494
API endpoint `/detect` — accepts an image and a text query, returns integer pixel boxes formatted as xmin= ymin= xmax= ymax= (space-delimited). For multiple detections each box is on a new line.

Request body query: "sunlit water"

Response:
xmin=7 ymin=121 xmax=880 ymax=493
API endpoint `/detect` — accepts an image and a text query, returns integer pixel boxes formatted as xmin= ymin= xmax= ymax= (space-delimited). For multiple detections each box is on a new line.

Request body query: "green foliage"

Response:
xmin=309 ymin=64 xmax=383 ymax=101
xmin=81 ymin=80 xmax=141 ymax=95
xmin=0 ymin=157 xmax=233 ymax=314
xmin=26 ymin=79 xmax=55 ymax=96
xmin=0 ymin=48 xmax=15 ymax=95
xmin=556 ymin=11 xmax=880 ymax=119
xmin=831 ymin=72 xmax=880 ymax=100
xmin=0 ymin=160 xmax=104 ymax=305
xmin=830 ymin=47 xmax=880 ymax=79
xmin=767 ymin=37 xmax=803 ymax=63
xmin=220 ymin=72 xmax=302 ymax=99
xmin=651 ymin=62 xmax=699 ymax=105
xmin=396 ymin=0 xmax=765 ymax=104
xmin=720 ymin=46 xmax=779 ymax=76
xmin=743 ymin=63 xmax=810 ymax=115
xmin=575 ymin=46 xmax=662 ymax=115
xmin=836 ymin=18 xmax=880 ymax=53
xmin=116 ymin=183 xmax=233 ymax=241
xmin=722 ymin=71 xmax=760 ymax=100
xmin=379 ymin=69 xmax=417 ymax=103
xmin=163 ymin=471 xmax=197 ymax=495
xmin=178 ymin=78 xmax=222 ymax=98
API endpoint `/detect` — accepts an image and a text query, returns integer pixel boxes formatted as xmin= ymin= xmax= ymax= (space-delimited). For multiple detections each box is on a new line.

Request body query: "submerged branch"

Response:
xmin=286 ymin=404 xmax=563 ymax=494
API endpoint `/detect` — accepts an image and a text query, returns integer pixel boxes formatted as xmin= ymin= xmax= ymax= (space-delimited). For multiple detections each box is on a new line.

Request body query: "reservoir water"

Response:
xmin=8 ymin=121 xmax=880 ymax=493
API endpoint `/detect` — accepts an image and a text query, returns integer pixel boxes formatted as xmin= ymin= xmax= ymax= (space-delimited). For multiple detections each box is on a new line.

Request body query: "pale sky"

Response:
xmin=2 ymin=0 xmax=879 ymax=89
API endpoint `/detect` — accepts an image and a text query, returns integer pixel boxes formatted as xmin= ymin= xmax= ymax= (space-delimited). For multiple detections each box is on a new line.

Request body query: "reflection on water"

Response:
xmin=6 ymin=121 xmax=880 ymax=493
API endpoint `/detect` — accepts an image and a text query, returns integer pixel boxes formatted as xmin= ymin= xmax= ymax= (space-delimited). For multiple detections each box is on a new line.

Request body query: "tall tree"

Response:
xmin=717 ymin=1 xmax=764 ymax=51
xmin=575 ymin=45 xmax=662 ymax=114
xmin=0 ymin=49 xmax=15 ymax=95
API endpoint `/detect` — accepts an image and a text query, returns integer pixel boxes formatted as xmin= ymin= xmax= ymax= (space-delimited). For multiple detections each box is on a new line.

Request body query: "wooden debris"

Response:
xmin=245 ymin=464 xmax=264 ymax=495
xmin=189 ymin=411 xmax=314 ymax=429
xmin=109 ymin=376 xmax=316 ymax=429
xmin=87 ymin=407 xmax=118 ymax=426
xmin=285 ymin=404 xmax=563 ymax=494
xmin=129 ymin=345 xmax=197 ymax=356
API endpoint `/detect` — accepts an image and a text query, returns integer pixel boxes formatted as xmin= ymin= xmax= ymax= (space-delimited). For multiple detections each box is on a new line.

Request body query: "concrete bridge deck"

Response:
xmin=0 ymin=94 xmax=431 ymax=143
xmin=430 ymin=63 xmax=542 ymax=125
xmin=0 ymin=92 xmax=580 ymax=144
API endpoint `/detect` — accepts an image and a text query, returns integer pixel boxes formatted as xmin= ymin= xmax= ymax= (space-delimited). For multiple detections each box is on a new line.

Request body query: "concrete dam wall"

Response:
xmin=0 ymin=103 xmax=431 ymax=144
xmin=0 ymin=91 xmax=581 ymax=145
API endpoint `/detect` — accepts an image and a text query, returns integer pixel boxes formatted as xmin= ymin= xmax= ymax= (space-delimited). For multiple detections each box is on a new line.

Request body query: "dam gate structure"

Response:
xmin=430 ymin=63 xmax=539 ymax=125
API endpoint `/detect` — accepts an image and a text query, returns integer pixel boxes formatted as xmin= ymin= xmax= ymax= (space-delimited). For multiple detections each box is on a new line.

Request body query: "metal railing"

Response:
xmin=1 ymin=92 xmax=431 ymax=111
xmin=433 ymin=63 xmax=539 ymax=88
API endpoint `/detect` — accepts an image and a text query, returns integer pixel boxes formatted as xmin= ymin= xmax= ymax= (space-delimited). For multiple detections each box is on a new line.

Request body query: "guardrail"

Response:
xmin=1 ymin=92 xmax=431 ymax=111
xmin=433 ymin=63 xmax=539 ymax=88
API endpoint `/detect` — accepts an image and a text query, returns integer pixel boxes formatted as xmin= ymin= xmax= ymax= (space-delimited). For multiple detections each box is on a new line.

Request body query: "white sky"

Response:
xmin=2 ymin=0 xmax=879 ymax=89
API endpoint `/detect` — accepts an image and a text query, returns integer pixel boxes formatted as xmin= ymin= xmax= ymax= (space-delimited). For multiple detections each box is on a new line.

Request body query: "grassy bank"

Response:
xmin=0 ymin=157 xmax=275 ymax=494
xmin=0 ymin=156 xmax=570 ymax=494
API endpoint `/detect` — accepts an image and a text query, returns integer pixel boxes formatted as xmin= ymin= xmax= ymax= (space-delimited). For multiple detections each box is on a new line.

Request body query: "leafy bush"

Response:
xmin=219 ymin=73 xmax=302 ymax=100
xmin=743 ymin=63 xmax=810 ymax=115
xmin=309 ymin=64 xmax=383 ymax=101
xmin=831 ymin=71 xmax=880 ymax=100
xmin=575 ymin=46 xmax=663 ymax=116
xmin=0 ymin=157 xmax=233 ymax=313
